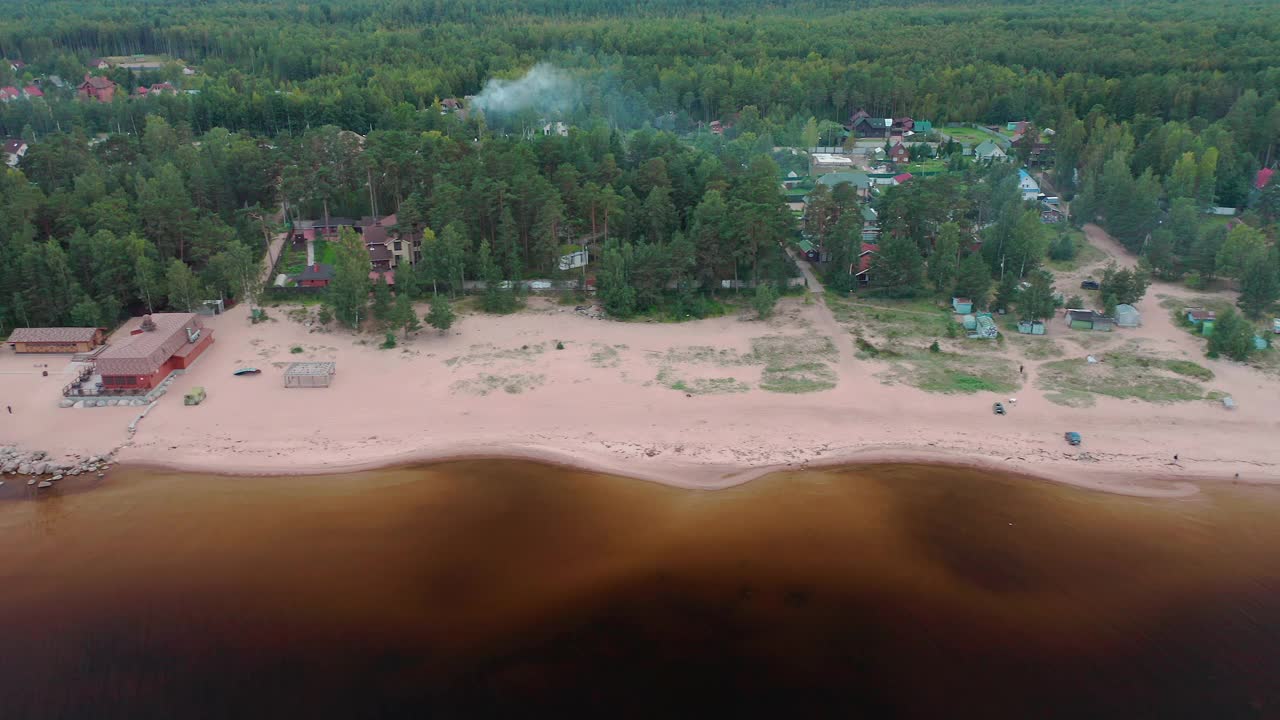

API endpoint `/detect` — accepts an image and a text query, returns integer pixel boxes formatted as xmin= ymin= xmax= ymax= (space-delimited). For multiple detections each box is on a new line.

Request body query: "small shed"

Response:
xmin=1067 ymin=309 xmax=1114 ymax=332
xmin=1017 ymin=320 xmax=1046 ymax=335
xmin=1185 ymin=308 xmax=1215 ymax=325
xmin=1114 ymin=304 xmax=1141 ymax=328
xmin=969 ymin=313 xmax=999 ymax=340
xmin=1254 ymin=335 xmax=1269 ymax=351
xmin=962 ymin=314 xmax=977 ymax=330
xmin=952 ymin=297 xmax=973 ymax=314
xmin=1273 ymin=318 xmax=1280 ymax=334
xmin=284 ymin=361 xmax=336 ymax=388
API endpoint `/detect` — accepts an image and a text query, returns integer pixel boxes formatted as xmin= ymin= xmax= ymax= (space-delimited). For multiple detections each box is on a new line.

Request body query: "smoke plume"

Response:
xmin=470 ymin=63 xmax=577 ymax=117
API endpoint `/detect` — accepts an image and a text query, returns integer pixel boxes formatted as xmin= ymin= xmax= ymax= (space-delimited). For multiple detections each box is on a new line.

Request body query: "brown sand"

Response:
xmin=2 ymin=225 xmax=1276 ymax=496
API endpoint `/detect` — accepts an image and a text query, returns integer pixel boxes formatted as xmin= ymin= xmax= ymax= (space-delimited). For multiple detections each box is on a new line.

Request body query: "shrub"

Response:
xmin=290 ymin=345 xmax=303 ymax=354
xmin=316 ymin=306 xmax=333 ymax=325
xmin=929 ymin=340 xmax=941 ymax=353
xmin=381 ymin=332 xmax=397 ymax=349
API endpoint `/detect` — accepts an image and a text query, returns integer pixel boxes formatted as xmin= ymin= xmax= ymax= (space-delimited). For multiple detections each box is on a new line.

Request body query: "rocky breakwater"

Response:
xmin=0 ymin=446 xmax=116 ymax=491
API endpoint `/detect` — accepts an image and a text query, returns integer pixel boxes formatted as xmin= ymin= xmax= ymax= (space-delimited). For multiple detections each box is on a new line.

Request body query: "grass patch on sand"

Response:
xmin=1013 ymin=337 xmax=1065 ymax=360
xmin=760 ymin=361 xmax=838 ymax=393
xmin=656 ymin=368 xmax=750 ymax=395
xmin=650 ymin=334 xmax=839 ymax=394
xmin=750 ymin=334 xmax=839 ymax=393
xmin=1036 ymin=350 xmax=1215 ymax=405
xmin=450 ymin=373 xmax=545 ymax=396
xmin=446 ymin=342 xmax=546 ymax=367
xmin=877 ymin=349 xmax=1020 ymax=394
xmin=827 ymin=295 xmax=953 ymax=344
xmin=589 ymin=343 xmax=626 ymax=368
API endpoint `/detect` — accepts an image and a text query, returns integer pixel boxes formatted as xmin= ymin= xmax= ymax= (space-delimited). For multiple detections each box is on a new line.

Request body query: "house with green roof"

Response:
xmin=814 ymin=171 xmax=872 ymax=198
xmin=974 ymin=140 xmax=1009 ymax=162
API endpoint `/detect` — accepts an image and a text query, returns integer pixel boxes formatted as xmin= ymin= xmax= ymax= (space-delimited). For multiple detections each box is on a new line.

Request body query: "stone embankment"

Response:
xmin=0 ymin=445 xmax=116 ymax=489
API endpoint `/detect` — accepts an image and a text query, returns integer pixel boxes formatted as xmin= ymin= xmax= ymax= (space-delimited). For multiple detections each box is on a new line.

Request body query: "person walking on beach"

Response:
xmin=5 ymin=405 xmax=10 ymax=414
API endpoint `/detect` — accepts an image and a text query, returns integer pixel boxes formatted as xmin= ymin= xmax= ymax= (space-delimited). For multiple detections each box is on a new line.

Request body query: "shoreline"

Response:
xmin=118 ymin=441 xmax=1224 ymax=499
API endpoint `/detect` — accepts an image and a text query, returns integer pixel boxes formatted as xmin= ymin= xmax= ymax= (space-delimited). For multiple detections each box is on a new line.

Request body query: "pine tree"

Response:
xmin=1238 ymin=248 xmax=1280 ymax=319
xmin=371 ymin=276 xmax=393 ymax=321
xmin=928 ymin=222 xmax=961 ymax=292
xmin=328 ymin=227 xmax=371 ymax=328
xmin=395 ymin=292 xmax=420 ymax=336
xmin=1207 ymin=308 xmax=1254 ymax=361
xmin=954 ymin=253 xmax=993 ymax=308
xmin=427 ymin=295 xmax=455 ymax=334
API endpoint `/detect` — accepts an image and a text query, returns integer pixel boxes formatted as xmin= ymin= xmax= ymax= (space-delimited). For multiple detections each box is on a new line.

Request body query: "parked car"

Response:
xmin=1064 ymin=431 xmax=1082 ymax=445
xmin=993 ymin=402 xmax=1005 ymax=415
xmin=1080 ymin=279 xmax=1100 ymax=290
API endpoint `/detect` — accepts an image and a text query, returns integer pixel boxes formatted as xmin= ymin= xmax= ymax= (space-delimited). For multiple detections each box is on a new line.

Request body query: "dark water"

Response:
xmin=1 ymin=461 xmax=1278 ymax=719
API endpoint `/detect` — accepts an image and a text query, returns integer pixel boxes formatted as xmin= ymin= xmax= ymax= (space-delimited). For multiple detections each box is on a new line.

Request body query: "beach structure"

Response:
xmin=7 ymin=327 xmax=105 ymax=354
xmin=91 ymin=314 xmax=213 ymax=392
xmin=1114 ymin=304 xmax=1141 ymax=328
xmin=284 ymin=362 xmax=336 ymax=388
xmin=1017 ymin=320 xmax=1046 ymax=335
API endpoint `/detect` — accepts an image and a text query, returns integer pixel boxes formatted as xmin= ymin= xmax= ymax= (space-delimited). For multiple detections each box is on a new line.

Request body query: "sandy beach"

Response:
xmin=2 ymin=226 xmax=1277 ymax=497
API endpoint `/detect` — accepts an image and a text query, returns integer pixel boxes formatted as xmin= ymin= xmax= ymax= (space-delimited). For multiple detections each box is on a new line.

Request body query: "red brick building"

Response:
xmin=77 ymin=74 xmax=117 ymax=103
xmin=93 ymin=314 xmax=213 ymax=391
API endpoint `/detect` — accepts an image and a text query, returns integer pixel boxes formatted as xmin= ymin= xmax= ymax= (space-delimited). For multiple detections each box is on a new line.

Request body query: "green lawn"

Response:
xmin=939 ymin=127 xmax=994 ymax=145
xmin=1045 ymin=229 xmax=1105 ymax=272
xmin=904 ymin=159 xmax=947 ymax=173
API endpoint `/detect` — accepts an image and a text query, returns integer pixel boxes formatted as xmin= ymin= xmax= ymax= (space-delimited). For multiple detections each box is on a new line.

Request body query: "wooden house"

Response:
xmin=8 ymin=327 xmax=105 ymax=353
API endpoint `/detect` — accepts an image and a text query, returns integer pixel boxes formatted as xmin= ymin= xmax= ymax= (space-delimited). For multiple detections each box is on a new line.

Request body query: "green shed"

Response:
xmin=952 ymin=297 xmax=974 ymax=314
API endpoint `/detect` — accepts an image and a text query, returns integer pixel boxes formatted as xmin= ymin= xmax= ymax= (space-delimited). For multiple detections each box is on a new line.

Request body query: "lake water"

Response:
xmin=1 ymin=461 xmax=1277 ymax=718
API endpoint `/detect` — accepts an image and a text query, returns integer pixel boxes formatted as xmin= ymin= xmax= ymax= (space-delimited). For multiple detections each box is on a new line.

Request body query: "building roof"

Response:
xmin=22 ymin=85 xmax=42 ymax=97
xmin=893 ymin=173 xmax=913 ymax=184
xmin=0 ymin=86 xmax=18 ymax=100
xmin=368 ymin=244 xmax=392 ymax=262
xmin=81 ymin=75 xmax=114 ymax=90
xmin=974 ymin=140 xmax=1004 ymax=157
xmin=1068 ymin=309 xmax=1112 ymax=323
xmin=3 ymin=138 xmax=26 ymax=154
xmin=8 ymin=327 xmax=100 ymax=344
xmin=1257 ymin=168 xmax=1275 ymax=190
xmin=363 ymin=225 xmax=390 ymax=246
xmin=295 ymin=263 xmax=334 ymax=281
xmin=95 ymin=314 xmax=203 ymax=376
xmin=816 ymin=171 xmax=871 ymax=189
xmin=913 ymin=120 xmax=933 ymax=133
xmin=1186 ymin=309 xmax=1216 ymax=321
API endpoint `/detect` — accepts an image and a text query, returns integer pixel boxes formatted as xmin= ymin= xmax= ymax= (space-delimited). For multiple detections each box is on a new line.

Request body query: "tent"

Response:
xmin=1114 ymin=304 xmax=1141 ymax=327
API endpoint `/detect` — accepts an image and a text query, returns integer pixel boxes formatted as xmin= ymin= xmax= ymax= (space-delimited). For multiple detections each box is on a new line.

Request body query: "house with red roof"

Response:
xmin=892 ymin=172 xmax=913 ymax=185
xmin=77 ymin=74 xmax=117 ymax=103
xmin=0 ymin=86 xmax=19 ymax=102
xmin=22 ymin=85 xmax=43 ymax=98
xmin=1256 ymin=168 xmax=1274 ymax=190
xmin=91 ymin=313 xmax=214 ymax=392
xmin=8 ymin=59 xmax=25 ymax=72
xmin=889 ymin=142 xmax=910 ymax=163
xmin=854 ymin=242 xmax=878 ymax=286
